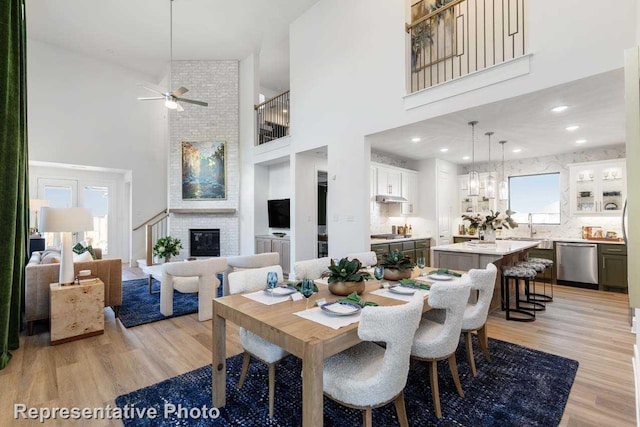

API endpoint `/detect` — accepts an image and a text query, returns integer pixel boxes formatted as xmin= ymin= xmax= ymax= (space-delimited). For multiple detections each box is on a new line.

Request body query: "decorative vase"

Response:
xmin=328 ymin=281 xmax=366 ymax=296
xmin=383 ymin=268 xmax=412 ymax=281
xmin=467 ymin=228 xmax=477 ymax=236
xmin=483 ymin=227 xmax=496 ymax=243
xmin=164 ymin=255 xmax=172 ymax=263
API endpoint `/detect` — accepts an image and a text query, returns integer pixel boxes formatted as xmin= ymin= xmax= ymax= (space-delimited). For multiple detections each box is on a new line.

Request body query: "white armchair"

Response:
xmin=292 ymin=257 xmax=331 ymax=280
xmin=159 ymin=258 xmax=228 ymax=322
xmin=410 ymin=282 xmax=471 ymax=419
xmin=462 ymin=263 xmax=497 ymax=376
xmin=221 ymin=252 xmax=280 ymax=296
xmin=346 ymin=251 xmax=378 ymax=267
xmin=228 ymin=265 xmax=288 ymax=418
xmin=323 ymin=295 xmax=423 ymax=427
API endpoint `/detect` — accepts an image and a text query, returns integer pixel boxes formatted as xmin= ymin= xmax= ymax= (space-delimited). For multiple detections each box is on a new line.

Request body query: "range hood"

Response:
xmin=375 ymin=195 xmax=408 ymax=203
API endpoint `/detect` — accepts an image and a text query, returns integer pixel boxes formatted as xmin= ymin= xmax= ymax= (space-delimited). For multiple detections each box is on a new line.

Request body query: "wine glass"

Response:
xmin=300 ymin=279 xmax=316 ymax=309
xmin=266 ymin=271 xmax=278 ymax=297
xmin=416 ymin=257 xmax=426 ymax=276
xmin=374 ymin=266 xmax=385 ymax=287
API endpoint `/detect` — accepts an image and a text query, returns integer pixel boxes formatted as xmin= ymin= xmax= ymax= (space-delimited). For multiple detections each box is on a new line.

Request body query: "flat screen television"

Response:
xmin=268 ymin=198 xmax=290 ymax=229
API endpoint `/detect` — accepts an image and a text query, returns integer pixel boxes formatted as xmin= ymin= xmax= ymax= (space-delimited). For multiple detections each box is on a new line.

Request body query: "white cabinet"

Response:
xmin=569 ymin=160 xmax=626 ymax=216
xmin=375 ymin=165 xmax=402 ymax=197
xmin=255 ymin=236 xmax=291 ymax=275
xmin=401 ymin=170 xmax=418 ymax=215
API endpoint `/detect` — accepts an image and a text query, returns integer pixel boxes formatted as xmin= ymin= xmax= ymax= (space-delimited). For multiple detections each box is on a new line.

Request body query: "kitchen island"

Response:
xmin=431 ymin=240 xmax=541 ymax=311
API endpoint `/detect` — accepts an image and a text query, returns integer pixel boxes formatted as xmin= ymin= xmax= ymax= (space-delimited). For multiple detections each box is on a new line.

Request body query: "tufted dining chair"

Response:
xmin=292 ymin=256 xmax=331 ymax=280
xmin=323 ymin=295 xmax=424 ymax=427
xmin=160 ymin=257 xmax=228 ymax=321
xmin=461 ymin=263 xmax=498 ymax=376
xmin=346 ymin=251 xmax=378 ymax=267
xmin=410 ymin=282 xmax=471 ymax=418
xmin=227 ymin=265 xmax=288 ymax=418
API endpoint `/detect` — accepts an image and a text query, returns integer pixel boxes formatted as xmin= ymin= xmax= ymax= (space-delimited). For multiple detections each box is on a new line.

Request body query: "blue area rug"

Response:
xmin=118 ymin=278 xmax=199 ymax=328
xmin=115 ymin=337 xmax=578 ymax=426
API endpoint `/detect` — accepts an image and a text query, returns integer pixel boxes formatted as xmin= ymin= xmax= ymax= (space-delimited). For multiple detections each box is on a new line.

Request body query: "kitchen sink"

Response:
xmin=502 ymin=237 xmax=553 ymax=249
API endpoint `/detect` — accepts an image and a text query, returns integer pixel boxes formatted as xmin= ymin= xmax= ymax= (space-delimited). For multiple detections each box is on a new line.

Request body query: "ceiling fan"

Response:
xmin=137 ymin=0 xmax=208 ymax=111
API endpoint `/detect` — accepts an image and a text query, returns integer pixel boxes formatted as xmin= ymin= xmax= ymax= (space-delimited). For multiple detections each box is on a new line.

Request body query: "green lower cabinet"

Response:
xmin=453 ymin=236 xmax=478 ymax=243
xmin=599 ymin=254 xmax=628 ymax=292
xmin=371 ymin=239 xmax=431 ymax=266
xmin=528 ymin=248 xmax=555 ymax=284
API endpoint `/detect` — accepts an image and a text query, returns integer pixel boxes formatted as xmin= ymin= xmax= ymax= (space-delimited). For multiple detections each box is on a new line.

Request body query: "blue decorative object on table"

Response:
xmin=266 ymin=271 xmax=278 ymax=290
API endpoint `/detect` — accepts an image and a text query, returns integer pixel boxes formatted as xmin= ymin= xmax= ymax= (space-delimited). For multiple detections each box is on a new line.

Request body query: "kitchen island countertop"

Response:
xmin=431 ymin=240 xmax=541 ymax=256
xmin=370 ymin=235 xmax=432 ymax=245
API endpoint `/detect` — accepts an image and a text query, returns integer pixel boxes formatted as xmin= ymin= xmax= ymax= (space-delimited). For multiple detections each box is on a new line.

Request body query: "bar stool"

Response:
xmin=502 ymin=265 xmax=537 ymax=322
xmin=516 ymin=261 xmax=547 ymax=311
xmin=527 ymin=257 xmax=554 ymax=302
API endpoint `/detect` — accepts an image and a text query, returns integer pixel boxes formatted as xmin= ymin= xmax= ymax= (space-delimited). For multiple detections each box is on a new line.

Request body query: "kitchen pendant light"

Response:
xmin=485 ymin=131 xmax=496 ymax=199
xmin=498 ymin=140 xmax=508 ymax=200
xmin=468 ymin=121 xmax=480 ymax=196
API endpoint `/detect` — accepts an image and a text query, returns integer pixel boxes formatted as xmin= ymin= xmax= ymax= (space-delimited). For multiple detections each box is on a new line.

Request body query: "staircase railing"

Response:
xmin=255 ymin=90 xmax=290 ymax=146
xmin=133 ymin=209 xmax=169 ymax=267
xmin=407 ymin=0 xmax=526 ymax=93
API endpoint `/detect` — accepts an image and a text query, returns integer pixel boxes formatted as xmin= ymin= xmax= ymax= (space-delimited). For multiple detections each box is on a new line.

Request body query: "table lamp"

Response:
xmin=39 ymin=207 xmax=94 ymax=285
xmin=29 ymin=199 xmax=49 ymax=235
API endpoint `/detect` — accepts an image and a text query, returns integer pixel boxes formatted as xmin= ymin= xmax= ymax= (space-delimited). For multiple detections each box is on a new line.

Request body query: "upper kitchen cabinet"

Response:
xmin=401 ymin=170 xmax=418 ymax=215
xmin=375 ymin=164 xmax=402 ymax=197
xmin=569 ymin=159 xmax=626 ymax=216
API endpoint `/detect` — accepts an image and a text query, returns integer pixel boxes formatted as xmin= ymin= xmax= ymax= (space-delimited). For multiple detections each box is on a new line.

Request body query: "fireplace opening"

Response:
xmin=190 ymin=229 xmax=220 ymax=257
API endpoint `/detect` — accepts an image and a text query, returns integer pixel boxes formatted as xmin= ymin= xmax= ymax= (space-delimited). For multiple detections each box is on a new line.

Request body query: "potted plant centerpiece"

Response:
xmin=380 ymin=249 xmax=415 ymax=281
xmin=462 ymin=210 xmax=518 ymax=242
xmin=153 ymin=236 xmax=182 ymax=263
xmin=326 ymin=257 xmax=372 ymax=296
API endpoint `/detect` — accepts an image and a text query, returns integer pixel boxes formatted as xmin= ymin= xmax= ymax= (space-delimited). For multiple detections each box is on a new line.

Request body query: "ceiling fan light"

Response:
xmin=165 ymin=98 xmax=178 ymax=109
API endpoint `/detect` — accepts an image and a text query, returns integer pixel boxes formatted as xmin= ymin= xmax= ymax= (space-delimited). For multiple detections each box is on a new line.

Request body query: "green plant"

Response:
xmin=153 ymin=236 xmax=182 ymax=259
xmin=380 ymin=250 xmax=414 ymax=271
xmin=338 ymin=292 xmax=378 ymax=307
xmin=327 ymin=257 xmax=372 ymax=283
xmin=462 ymin=210 xmax=518 ymax=231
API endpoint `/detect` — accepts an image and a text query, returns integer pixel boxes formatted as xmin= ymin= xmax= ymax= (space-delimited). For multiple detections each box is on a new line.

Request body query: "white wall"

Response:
xmin=289 ymin=0 xmax=636 ymax=254
xmin=268 ymin=162 xmax=291 ymax=199
xmin=27 ymin=39 xmax=168 ymax=263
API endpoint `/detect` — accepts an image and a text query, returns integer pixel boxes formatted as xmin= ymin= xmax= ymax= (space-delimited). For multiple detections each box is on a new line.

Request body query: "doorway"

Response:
xmin=317 ymin=171 xmax=328 ymax=257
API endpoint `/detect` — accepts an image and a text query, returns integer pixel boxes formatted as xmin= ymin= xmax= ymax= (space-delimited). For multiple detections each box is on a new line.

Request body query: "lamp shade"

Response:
xmin=29 ymin=198 xmax=49 ymax=211
xmin=39 ymin=207 xmax=94 ymax=232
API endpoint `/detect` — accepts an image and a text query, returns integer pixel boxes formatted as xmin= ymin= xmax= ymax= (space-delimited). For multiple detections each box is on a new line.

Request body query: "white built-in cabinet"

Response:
xmin=371 ymin=163 xmax=419 ymax=215
xmin=255 ymin=235 xmax=291 ymax=275
xmin=569 ymin=159 xmax=626 ymax=216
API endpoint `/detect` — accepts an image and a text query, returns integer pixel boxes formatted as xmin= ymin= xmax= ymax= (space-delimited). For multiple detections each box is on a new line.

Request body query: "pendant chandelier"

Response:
xmin=468 ymin=121 xmax=479 ymax=196
xmin=485 ymin=131 xmax=496 ymax=199
xmin=498 ymin=140 xmax=508 ymax=200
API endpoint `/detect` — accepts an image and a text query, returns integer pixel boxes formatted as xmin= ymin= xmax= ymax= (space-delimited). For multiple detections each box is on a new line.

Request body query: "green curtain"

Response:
xmin=0 ymin=0 xmax=29 ymax=370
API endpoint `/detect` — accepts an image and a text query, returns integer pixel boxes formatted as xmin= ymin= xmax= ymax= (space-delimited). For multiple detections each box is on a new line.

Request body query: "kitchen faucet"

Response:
xmin=528 ymin=213 xmax=537 ymax=238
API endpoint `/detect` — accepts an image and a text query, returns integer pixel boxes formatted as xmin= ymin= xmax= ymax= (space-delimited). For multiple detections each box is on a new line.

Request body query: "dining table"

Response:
xmin=211 ymin=267 xmax=469 ymax=426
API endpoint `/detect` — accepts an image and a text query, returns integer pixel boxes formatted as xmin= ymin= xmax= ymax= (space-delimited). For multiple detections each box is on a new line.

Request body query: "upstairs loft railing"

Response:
xmin=132 ymin=209 xmax=169 ymax=267
xmin=407 ymin=0 xmax=526 ymax=93
xmin=255 ymin=90 xmax=290 ymax=146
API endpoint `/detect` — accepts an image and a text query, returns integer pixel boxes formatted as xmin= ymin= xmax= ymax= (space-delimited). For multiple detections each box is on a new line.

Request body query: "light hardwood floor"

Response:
xmin=0 ymin=268 xmax=635 ymax=426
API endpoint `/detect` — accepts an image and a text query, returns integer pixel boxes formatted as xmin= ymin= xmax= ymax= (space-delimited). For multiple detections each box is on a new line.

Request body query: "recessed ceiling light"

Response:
xmin=411 ymin=137 xmax=421 ymax=143
xmin=551 ymin=105 xmax=569 ymax=113
xmin=440 ymin=148 xmax=449 ymax=152
xmin=462 ymin=156 xmax=470 ymax=160
xmin=512 ymin=148 xmax=522 ymax=153
xmin=576 ymin=139 xmax=587 ymax=144
xmin=283 ymin=109 xmax=288 ymax=113
xmin=565 ymin=125 xmax=579 ymax=131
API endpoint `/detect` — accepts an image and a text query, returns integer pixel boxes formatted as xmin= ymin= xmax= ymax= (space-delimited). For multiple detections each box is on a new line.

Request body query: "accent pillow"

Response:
xmin=72 ymin=243 xmax=97 ymax=259
xmin=41 ymin=253 xmax=61 ymax=264
xmin=73 ymin=251 xmax=93 ymax=263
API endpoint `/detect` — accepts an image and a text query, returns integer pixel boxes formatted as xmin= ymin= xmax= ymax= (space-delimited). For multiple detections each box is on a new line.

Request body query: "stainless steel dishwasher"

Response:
xmin=556 ymin=242 xmax=598 ymax=284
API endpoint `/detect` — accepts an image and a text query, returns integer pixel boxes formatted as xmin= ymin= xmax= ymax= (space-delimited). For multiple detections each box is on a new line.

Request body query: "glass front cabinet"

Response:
xmin=569 ymin=159 xmax=626 ymax=216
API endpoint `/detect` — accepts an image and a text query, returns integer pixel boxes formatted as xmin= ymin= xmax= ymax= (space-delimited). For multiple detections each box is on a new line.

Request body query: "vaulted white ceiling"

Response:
xmin=26 ymin=0 xmax=320 ymax=91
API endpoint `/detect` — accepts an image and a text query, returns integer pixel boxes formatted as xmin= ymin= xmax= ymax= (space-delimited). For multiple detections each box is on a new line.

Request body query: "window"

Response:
xmin=508 ymin=173 xmax=560 ymax=224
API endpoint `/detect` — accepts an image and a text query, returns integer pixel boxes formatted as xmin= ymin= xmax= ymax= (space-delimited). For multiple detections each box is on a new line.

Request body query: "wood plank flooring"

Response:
xmin=0 ymin=268 xmax=635 ymax=426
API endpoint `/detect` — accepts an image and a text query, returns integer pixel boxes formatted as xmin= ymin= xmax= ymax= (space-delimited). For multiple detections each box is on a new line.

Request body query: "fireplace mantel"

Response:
xmin=168 ymin=208 xmax=237 ymax=214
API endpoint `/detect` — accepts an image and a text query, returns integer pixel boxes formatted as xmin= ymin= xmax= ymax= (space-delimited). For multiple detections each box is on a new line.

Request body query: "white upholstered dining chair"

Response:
xmin=227 ymin=265 xmax=288 ymax=418
xmin=323 ymin=295 xmax=424 ymax=427
xmin=410 ymin=282 xmax=471 ymax=418
xmin=462 ymin=263 xmax=497 ymax=376
xmin=159 ymin=258 xmax=228 ymax=321
xmin=346 ymin=251 xmax=378 ymax=267
xmin=292 ymin=256 xmax=331 ymax=280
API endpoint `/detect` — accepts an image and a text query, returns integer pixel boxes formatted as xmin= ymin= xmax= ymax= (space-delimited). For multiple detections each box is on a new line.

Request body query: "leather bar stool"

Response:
xmin=516 ymin=261 xmax=547 ymax=311
xmin=527 ymin=257 xmax=554 ymax=302
xmin=502 ymin=265 xmax=537 ymax=322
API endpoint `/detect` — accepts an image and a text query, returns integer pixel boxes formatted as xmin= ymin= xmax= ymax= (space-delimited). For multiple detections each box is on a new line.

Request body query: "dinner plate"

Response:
xmin=427 ymin=273 xmax=454 ymax=281
xmin=388 ymin=285 xmax=416 ymax=295
xmin=320 ymin=301 xmax=362 ymax=316
xmin=263 ymin=286 xmax=297 ymax=296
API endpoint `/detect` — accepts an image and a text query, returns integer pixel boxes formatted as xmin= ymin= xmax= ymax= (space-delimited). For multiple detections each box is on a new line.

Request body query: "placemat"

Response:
xmin=242 ymin=289 xmax=297 ymax=306
xmin=293 ymin=306 xmax=361 ymax=330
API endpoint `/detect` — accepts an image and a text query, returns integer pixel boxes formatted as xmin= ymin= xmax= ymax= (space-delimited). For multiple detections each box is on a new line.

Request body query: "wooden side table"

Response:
xmin=49 ymin=279 xmax=105 ymax=345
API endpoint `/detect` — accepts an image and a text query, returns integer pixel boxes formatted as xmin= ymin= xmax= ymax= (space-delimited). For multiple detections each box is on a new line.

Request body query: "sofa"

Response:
xmin=25 ymin=248 xmax=122 ymax=335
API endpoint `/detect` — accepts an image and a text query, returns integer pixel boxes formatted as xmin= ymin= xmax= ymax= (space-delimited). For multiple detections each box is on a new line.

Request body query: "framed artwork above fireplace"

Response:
xmin=181 ymin=140 xmax=226 ymax=200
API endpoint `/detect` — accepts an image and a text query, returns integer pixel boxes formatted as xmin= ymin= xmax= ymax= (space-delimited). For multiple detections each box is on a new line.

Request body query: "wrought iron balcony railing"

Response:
xmin=407 ymin=0 xmax=526 ymax=93
xmin=255 ymin=90 xmax=290 ymax=146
